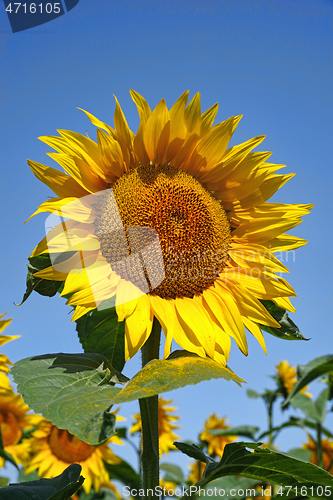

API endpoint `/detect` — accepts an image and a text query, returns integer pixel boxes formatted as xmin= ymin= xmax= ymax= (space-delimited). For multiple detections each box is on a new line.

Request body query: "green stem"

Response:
xmin=139 ymin=318 xmax=161 ymax=499
xmin=268 ymin=400 xmax=274 ymax=448
xmin=316 ymin=423 xmax=324 ymax=469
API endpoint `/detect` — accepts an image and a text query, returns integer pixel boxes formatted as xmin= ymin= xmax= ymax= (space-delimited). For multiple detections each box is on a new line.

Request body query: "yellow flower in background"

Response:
xmin=0 ymin=386 xmax=39 ymax=468
xmin=200 ymin=414 xmax=236 ymax=458
xmin=131 ymin=397 xmax=180 ymax=455
xmin=276 ymin=360 xmax=310 ymax=396
xmin=24 ymin=418 xmax=122 ymax=494
xmin=28 ymin=91 xmax=311 ymax=364
xmin=0 ymin=312 xmax=19 ymax=389
xmin=303 ymin=436 xmax=333 ymax=474
xmin=188 ymin=460 xmax=205 ymax=485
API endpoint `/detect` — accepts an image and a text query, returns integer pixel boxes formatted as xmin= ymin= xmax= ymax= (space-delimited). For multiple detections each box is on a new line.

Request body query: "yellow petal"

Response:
xmin=27 ymin=160 xmax=88 ymax=198
xmin=124 ymin=295 xmax=153 ymax=360
xmin=143 ymin=99 xmax=170 ymax=164
xmin=200 ymin=102 xmax=219 ymax=136
xmin=130 ymin=90 xmax=152 ymax=124
xmin=242 ymin=317 xmax=267 ymax=354
xmin=184 ymin=93 xmax=201 ymax=135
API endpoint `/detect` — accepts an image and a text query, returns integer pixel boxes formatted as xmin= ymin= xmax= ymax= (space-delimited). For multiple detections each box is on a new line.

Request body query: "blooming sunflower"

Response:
xmin=0 ymin=385 xmax=39 ymax=468
xmin=27 ymin=91 xmax=311 ymax=364
xmin=0 ymin=312 xmax=18 ymax=390
xmin=199 ymin=414 xmax=236 ymax=458
xmin=23 ymin=418 xmax=122 ymax=494
xmin=131 ymin=397 xmax=180 ymax=455
xmin=303 ymin=436 xmax=333 ymax=474
xmin=276 ymin=360 xmax=310 ymax=397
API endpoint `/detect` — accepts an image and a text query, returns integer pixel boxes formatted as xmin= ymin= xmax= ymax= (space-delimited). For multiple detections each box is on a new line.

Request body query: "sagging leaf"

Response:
xmin=76 ymin=305 xmax=125 ymax=372
xmin=160 ymin=464 xmax=185 ymax=485
xmin=283 ymin=355 xmax=333 ymax=408
xmin=174 ymin=442 xmax=214 ymax=465
xmin=259 ymin=300 xmax=308 ymax=341
xmin=176 ymin=441 xmax=333 ymax=499
xmin=206 ymin=426 xmax=259 ymax=440
xmin=104 ymin=460 xmax=141 ymax=491
xmin=246 ymin=389 xmax=261 ymax=399
xmin=17 ymin=254 xmax=65 ymax=306
xmin=12 ymin=352 xmax=243 ymax=446
xmin=0 ymin=463 xmax=84 ymax=500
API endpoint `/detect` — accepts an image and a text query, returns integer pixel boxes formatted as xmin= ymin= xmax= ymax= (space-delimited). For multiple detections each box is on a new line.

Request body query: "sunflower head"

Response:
xmin=28 ymin=91 xmax=312 ymax=365
xmin=303 ymin=436 xmax=333 ymax=474
xmin=199 ymin=414 xmax=236 ymax=458
xmin=24 ymin=418 xmax=122 ymax=494
xmin=275 ymin=360 xmax=310 ymax=398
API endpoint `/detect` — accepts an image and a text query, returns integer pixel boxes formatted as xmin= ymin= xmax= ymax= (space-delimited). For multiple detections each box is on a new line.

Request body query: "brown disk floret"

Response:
xmin=95 ymin=164 xmax=231 ymax=299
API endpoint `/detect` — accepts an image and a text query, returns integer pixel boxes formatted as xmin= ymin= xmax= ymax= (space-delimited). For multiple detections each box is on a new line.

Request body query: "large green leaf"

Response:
xmin=12 ymin=352 xmax=243 ymax=445
xmin=0 ymin=464 xmax=84 ymax=500
xmin=259 ymin=300 xmax=308 ymax=341
xmin=17 ymin=254 xmax=65 ymax=305
xmin=283 ymin=355 xmax=333 ymax=408
xmin=76 ymin=305 xmax=125 ymax=372
xmin=11 ymin=353 xmax=125 ymax=445
xmin=175 ymin=441 xmax=333 ymax=499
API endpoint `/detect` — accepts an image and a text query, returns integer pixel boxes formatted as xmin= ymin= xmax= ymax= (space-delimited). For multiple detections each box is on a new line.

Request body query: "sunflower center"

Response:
xmin=95 ymin=165 xmax=231 ymax=299
xmin=48 ymin=426 xmax=94 ymax=463
xmin=0 ymin=411 xmax=22 ymax=446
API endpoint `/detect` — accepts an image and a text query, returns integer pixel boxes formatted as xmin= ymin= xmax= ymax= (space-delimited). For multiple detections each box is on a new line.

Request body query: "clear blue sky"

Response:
xmin=0 ymin=0 xmax=332 ymax=482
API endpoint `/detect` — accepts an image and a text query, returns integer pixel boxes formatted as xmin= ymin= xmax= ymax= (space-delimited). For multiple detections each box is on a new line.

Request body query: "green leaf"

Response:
xmin=290 ymin=393 xmax=323 ymax=422
xmin=0 ymin=477 xmax=9 ymax=487
xmin=258 ymin=416 xmax=333 ymax=441
xmin=104 ymin=460 xmax=141 ymax=490
xmin=259 ymin=300 xmax=308 ymax=341
xmin=197 ymin=476 xmax=260 ymax=499
xmin=12 ymin=351 xmax=243 ymax=445
xmin=286 ymin=448 xmax=312 ymax=462
xmin=11 ymin=353 xmax=125 ymax=446
xmin=76 ymin=305 xmax=125 ymax=372
xmin=176 ymin=441 xmax=333 ymax=499
xmin=0 ymin=464 xmax=84 ymax=500
xmin=17 ymin=254 xmax=65 ymax=305
xmin=283 ymin=355 xmax=333 ymax=408
xmin=314 ymin=388 xmax=329 ymax=423
xmin=115 ymin=426 xmax=128 ymax=440
xmin=160 ymin=463 xmax=185 ymax=484
xmin=174 ymin=442 xmax=214 ymax=465
xmin=246 ymin=389 xmax=261 ymax=399
xmin=206 ymin=426 xmax=259 ymax=440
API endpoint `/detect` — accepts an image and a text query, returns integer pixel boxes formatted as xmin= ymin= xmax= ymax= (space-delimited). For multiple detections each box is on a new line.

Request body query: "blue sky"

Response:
xmin=0 ymin=0 xmax=332 ymax=483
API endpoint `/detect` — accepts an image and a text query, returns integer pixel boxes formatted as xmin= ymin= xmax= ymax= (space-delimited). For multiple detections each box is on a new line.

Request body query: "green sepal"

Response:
xmin=0 ymin=464 xmax=84 ymax=500
xmin=76 ymin=304 xmax=125 ymax=372
xmin=17 ymin=254 xmax=65 ymax=305
xmin=259 ymin=300 xmax=308 ymax=341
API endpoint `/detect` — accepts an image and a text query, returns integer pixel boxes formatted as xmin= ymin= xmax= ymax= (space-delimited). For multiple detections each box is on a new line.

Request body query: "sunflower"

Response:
xmin=187 ymin=460 xmax=206 ymax=485
xmin=276 ymin=360 xmax=310 ymax=397
xmin=27 ymin=91 xmax=311 ymax=364
xmin=23 ymin=418 xmax=122 ymax=494
xmin=131 ymin=397 xmax=180 ymax=455
xmin=0 ymin=312 xmax=18 ymax=389
xmin=199 ymin=414 xmax=236 ymax=458
xmin=0 ymin=385 xmax=39 ymax=467
xmin=303 ymin=436 xmax=333 ymax=474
